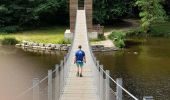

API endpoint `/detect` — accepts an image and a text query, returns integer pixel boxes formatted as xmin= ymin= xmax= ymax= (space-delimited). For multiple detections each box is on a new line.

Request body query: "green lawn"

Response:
xmin=0 ymin=26 xmax=68 ymax=43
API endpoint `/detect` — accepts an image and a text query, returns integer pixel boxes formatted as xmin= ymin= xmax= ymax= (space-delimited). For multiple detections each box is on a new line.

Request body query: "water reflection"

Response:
xmin=94 ymin=38 xmax=170 ymax=100
xmin=0 ymin=46 xmax=66 ymax=100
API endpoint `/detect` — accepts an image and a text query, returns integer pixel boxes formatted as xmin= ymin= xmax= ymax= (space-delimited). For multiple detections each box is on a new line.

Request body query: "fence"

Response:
xmin=93 ymin=24 xmax=104 ymax=35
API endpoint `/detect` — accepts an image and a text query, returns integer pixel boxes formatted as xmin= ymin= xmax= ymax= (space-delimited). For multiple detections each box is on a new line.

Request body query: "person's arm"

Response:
xmin=83 ymin=52 xmax=86 ymax=63
xmin=83 ymin=56 xmax=86 ymax=63
xmin=74 ymin=56 xmax=76 ymax=64
xmin=74 ymin=52 xmax=77 ymax=64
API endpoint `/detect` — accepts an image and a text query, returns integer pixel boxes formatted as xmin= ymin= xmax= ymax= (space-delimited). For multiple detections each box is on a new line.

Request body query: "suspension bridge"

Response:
xmin=14 ymin=9 xmax=154 ymax=100
xmin=13 ymin=0 xmax=157 ymax=98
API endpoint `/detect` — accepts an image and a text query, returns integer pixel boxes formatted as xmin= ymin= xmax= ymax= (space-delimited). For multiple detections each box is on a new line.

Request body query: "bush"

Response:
xmin=57 ymin=39 xmax=71 ymax=44
xmin=0 ymin=26 xmax=22 ymax=33
xmin=126 ymin=28 xmax=144 ymax=37
xmin=1 ymin=37 xmax=19 ymax=45
xmin=98 ymin=34 xmax=106 ymax=40
xmin=108 ymin=31 xmax=125 ymax=48
xmin=149 ymin=22 xmax=170 ymax=37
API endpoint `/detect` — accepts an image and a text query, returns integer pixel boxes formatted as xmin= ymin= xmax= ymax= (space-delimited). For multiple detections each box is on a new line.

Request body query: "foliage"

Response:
xmin=108 ymin=31 xmax=125 ymax=48
xmin=1 ymin=37 xmax=19 ymax=45
xmin=93 ymin=0 xmax=135 ymax=24
xmin=0 ymin=25 xmax=22 ymax=33
xmin=126 ymin=28 xmax=144 ymax=37
xmin=125 ymin=21 xmax=170 ymax=37
xmin=149 ymin=21 xmax=170 ymax=37
xmin=136 ymin=0 xmax=167 ymax=33
xmin=0 ymin=0 xmax=68 ymax=30
xmin=0 ymin=0 xmax=170 ymax=30
xmin=98 ymin=34 xmax=106 ymax=40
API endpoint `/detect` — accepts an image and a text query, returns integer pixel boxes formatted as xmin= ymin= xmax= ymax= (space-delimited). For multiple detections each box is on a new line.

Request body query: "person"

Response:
xmin=74 ymin=45 xmax=86 ymax=77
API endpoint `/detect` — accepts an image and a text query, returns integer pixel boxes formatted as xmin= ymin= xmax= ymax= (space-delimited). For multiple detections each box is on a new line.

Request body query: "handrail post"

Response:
xmin=55 ymin=65 xmax=60 ymax=100
xmin=97 ymin=61 xmax=100 ymax=95
xmin=116 ymin=78 xmax=123 ymax=100
xmin=60 ymin=60 xmax=64 ymax=92
xmin=48 ymin=70 xmax=52 ymax=100
xmin=105 ymin=70 xmax=110 ymax=100
xmin=33 ymin=78 xmax=39 ymax=100
xmin=100 ymin=65 xmax=104 ymax=100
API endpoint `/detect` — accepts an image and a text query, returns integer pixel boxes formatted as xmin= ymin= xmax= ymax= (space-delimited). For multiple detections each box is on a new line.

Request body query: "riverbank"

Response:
xmin=15 ymin=40 xmax=118 ymax=52
xmin=104 ymin=19 xmax=170 ymax=48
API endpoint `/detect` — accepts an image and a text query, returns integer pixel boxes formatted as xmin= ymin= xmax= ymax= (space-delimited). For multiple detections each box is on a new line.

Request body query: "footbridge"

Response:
xmin=15 ymin=10 xmax=152 ymax=100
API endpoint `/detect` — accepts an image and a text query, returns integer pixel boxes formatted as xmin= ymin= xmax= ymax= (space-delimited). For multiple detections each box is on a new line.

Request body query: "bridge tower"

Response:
xmin=69 ymin=0 xmax=93 ymax=33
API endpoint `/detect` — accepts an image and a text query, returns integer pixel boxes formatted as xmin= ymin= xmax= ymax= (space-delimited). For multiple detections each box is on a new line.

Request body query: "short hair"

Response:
xmin=78 ymin=45 xmax=82 ymax=49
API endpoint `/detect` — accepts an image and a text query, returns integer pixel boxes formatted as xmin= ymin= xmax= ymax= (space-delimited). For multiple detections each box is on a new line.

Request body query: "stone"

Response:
xmin=15 ymin=44 xmax=21 ymax=47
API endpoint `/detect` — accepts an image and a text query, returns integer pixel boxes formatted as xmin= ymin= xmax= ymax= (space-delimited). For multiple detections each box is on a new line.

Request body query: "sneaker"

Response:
xmin=80 ymin=74 xmax=83 ymax=77
xmin=76 ymin=72 xmax=79 ymax=77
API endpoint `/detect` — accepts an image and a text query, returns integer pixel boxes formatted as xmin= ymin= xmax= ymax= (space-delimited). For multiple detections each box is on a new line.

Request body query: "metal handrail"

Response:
xmin=99 ymin=65 xmax=139 ymax=100
xmin=83 ymin=8 xmax=139 ymax=100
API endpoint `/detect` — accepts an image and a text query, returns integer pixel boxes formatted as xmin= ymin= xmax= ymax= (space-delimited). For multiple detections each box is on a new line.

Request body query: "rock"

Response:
xmin=134 ymin=52 xmax=138 ymax=55
xmin=46 ymin=43 xmax=51 ymax=47
xmin=51 ymin=44 xmax=56 ymax=50
xmin=39 ymin=43 xmax=45 ymax=47
xmin=55 ymin=44 xmax=61 ymax=50
xmin=15 ymin=44 xmax=21 ymax=47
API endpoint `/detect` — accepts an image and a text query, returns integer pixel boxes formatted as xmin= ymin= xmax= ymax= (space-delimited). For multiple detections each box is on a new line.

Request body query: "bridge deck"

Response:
xmin=60 ymin=10 xmax=99 ymax=100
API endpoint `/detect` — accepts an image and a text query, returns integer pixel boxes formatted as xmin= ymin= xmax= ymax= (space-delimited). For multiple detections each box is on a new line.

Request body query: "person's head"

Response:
xmin=78 ymin=45 xmax=82 ymax=49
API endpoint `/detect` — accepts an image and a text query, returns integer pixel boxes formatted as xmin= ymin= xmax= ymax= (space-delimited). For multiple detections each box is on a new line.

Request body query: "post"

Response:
xmin=96 ymin=61 xmax=99 ymax=67
xmin=105 ymin=70 xmax=110 ymax=100
xmin=97 ymin=62 xmax=100 ymax=95
xmin=116 ymin=78 xmax=123 ymax=100
xmin=143 ymin=96 xmax=154 ymax=100
xmin=48 ymin=70 xmax=52 ymax=100
xmin=60 ymin=60 xmax=64 ymax=92
xmin=100 ymin=65 xmax=104 ymax=100
xmin=33 ymin=78 xmax=39 ymax=100
xmin=55 ymin=65 xmax=60 ymax=100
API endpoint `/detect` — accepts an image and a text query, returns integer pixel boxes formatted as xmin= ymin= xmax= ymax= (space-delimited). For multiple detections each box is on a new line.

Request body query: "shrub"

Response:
xmin=0 ymin=26 xmax=22 ymax=33
xmin=108 ymin=31 xmax=125 ymax=48
xmin=98 ymin=34 xmax=106 ymax=40
xmin=149 ymin=22 xmax=170 ymax=37
xmin=1 ymin=37 xmax=19 ymax=45
xmin=57 ymin=39 xmax=71 ymax=44
xmin=125 ymin=28 xmax=144 ymax=37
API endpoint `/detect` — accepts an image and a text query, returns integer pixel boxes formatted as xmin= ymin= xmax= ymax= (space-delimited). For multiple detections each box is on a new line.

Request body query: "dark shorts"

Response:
xmin=76 ymin=61 xmax=84 ymax=67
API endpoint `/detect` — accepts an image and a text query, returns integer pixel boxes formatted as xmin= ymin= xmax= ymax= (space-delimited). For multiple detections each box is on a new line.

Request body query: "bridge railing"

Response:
xmin=92 ymin=57 xmax=139 ymax=100
xmin=14 ymin=40 xmax=73 ymax=100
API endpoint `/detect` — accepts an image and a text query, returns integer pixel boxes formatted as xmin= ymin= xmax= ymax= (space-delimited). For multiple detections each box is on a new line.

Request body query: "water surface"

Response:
xmin=94 ymin=38 xmax=170 ymax=100
xmin=0 ymin=46 xmax=65 ymax=100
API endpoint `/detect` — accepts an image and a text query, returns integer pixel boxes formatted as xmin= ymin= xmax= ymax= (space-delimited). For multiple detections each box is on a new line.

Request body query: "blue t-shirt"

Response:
xmin=75 ymin=50 xmax=85 ymax=62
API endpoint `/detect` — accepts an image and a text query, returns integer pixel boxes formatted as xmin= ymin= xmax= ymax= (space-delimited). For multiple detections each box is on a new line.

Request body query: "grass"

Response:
xmin=0 ymin=26 xmax=68 ymax=44
xmin=1 ymin=37 xmax=19 ymax=45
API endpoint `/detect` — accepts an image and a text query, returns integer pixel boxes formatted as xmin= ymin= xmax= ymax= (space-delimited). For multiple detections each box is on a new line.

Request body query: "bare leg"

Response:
xmin=80 ymin=67 xmax=83 ymax=77
xmin=77 ymin=66 xmax=79 ymax=73
xmin=81 ymin=67 xmax=83 ymax=74
xmin=76 ymin=64 xmax=79 ymax=76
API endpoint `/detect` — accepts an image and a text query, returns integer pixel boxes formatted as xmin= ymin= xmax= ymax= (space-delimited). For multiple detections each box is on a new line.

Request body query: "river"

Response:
xmin=0 ymin=46 xmax=66 ymax=100
xmin=0 ymin=38 xmax=170 ymax=100
xmin=94 ymin=38 xmax=170 ymax=100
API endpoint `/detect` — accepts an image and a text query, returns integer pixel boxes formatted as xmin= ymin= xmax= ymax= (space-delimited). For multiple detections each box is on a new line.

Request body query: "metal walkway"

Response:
xmin=60 ymin=10 xmax=99 ymax=100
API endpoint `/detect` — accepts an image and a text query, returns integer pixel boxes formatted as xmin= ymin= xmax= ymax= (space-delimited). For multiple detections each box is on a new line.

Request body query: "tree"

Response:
xmin=93 ymin=0 xmax=134 ymax=24
xmin=136 ymin=0 xmax=167 ymax=33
